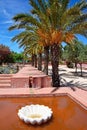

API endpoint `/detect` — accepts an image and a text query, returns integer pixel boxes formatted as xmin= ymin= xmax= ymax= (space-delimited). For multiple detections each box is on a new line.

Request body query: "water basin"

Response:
xmin=0 ymin=96 xmax=87 ymax=130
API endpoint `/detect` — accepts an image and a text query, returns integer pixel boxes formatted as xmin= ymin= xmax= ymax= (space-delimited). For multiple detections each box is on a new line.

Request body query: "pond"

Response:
xmin=0 ymin=96 xmax=87 ymax=130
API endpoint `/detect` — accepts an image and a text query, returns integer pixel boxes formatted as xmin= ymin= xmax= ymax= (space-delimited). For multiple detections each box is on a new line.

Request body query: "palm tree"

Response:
xmin=9 ymin=25 xmax=49 ymax=74
xmin=11 ymin=27 xmax=43 ymax=69
xmin=9 ymin=0 xmax=87 ymax=87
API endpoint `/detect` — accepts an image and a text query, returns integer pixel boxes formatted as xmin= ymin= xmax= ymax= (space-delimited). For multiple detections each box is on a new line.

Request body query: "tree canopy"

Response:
xmin=9 ymin=0 xmax=87 ymax=87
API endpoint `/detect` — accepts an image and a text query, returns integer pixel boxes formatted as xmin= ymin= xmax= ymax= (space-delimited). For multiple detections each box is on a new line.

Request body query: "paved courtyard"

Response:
xmin=48 ymin=65 xmax=87 ymax=90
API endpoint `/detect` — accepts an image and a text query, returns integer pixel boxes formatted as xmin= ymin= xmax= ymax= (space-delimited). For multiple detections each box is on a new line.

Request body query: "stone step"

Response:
xmin=0 ymin=77 xmax=11 ymax=80
xmin=0 ymin=80 xmax=11 ymax=83
xmin=0 ymin=74 xmax=12 ymax=88
xmin=0 ymin=74 xmax=12 ymax=77
xmin=0 ymin=83 xmax=11 ymax=88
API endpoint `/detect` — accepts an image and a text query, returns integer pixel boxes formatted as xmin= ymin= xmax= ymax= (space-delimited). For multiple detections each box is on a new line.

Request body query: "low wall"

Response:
xmin=11 ymin=65 xmax=52 ymax=88
xmin=11 ymin=76 xmax=29 ymax=88
xmin=11 ymin=75 xmax=51 ymax=88
xmin=32 ymin=76 xmax=51 ymax=88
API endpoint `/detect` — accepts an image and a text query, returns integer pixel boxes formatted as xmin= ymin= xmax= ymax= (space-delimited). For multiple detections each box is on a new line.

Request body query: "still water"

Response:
xmin=0 ymin=96 xmax=87 ymax=130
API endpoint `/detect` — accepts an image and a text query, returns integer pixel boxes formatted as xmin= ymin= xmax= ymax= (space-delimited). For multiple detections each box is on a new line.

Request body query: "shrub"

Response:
xmin=66 ymin=61 xmax=74 ymax=68
xmin=0 ymin=65 xmax=18 ymax=74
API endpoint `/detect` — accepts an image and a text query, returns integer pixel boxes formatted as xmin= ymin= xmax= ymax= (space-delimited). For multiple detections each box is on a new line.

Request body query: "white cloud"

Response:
xmin=3 ymin=9 xmax=11 ymax=18
xmin=3 ymin=20 xmax=13 ymax=24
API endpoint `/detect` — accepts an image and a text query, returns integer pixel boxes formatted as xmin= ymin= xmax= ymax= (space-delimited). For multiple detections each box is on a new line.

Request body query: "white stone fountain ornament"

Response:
xmin=18 ymin=104 xmax=53 ymax=125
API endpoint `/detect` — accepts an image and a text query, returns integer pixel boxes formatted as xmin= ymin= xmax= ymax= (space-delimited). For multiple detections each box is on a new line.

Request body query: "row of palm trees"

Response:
xmin=9 ymin=0 xmax=87 ymax=87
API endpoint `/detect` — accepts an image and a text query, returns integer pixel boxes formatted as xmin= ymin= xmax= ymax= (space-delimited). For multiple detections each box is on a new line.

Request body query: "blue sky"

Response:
xmin=0 ymin=0 xmax=32 ymax=53
xmin=0 ymin=0 xmax=87 ymax=53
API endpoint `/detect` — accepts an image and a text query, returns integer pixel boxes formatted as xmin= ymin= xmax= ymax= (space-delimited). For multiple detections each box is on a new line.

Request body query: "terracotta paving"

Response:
xmin=0 ymin=65 xmax=87 ymax=110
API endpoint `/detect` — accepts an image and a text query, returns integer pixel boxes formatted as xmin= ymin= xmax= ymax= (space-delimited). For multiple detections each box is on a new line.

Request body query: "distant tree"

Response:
xmin=10 ymin=52 xmax=24 ymax=63
xmin=77 ymin=44 xmax=87 ymax=76
xmin=3 ymin=51 xmax=24 ymax=64
xmin=0 ymin=44 xmax=11 ymax=64
xmin=0 ymin=44 xmax=10 ymax=54
xmin=63 ymin=40 xmax=87 ymax=76
xmin=3 ymin=53 xmax=14 ymax=63
xmin=62 ymin=44 xmax=74 ymax=68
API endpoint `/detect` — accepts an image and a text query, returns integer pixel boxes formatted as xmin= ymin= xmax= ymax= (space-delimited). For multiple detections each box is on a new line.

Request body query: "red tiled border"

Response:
xmin=0 ymin=87 xmax=87 ymax=110
xmin=67 ymin=94 xmax=87 ymax=110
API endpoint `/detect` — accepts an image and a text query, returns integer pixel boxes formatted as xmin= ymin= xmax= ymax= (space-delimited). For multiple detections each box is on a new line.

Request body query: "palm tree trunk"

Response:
xmin=80 ymin=63 xmax=83 ymax=76
xmin=75 ymin=62 xmax=78 ymax=74
xmin=44 ymin=46 xmax=49 ymax=75
xmin=38 ymin=53 xmax=42 ymax=70
xmin=51 ymin=44 xmax=60 ymax=87
xmin=34 ymin=54 xmax=37 ymax=68
xmin=31 ymin=54 xmax=34 ymax=66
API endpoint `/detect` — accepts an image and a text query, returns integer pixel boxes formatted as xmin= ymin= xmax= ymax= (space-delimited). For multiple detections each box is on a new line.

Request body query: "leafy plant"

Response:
xmin=0 ymin=65 xmax=18 ymax=74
